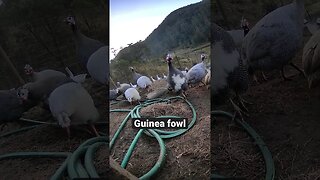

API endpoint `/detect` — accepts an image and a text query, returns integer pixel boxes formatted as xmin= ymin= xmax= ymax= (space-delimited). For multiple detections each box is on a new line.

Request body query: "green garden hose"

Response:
xmin=110 ymin=96 xmax=196 ymax=179
xmin=211 ymin=110 xmax=275 ymax=180
xmin=0 ymin=118 xmax=108 ymax=179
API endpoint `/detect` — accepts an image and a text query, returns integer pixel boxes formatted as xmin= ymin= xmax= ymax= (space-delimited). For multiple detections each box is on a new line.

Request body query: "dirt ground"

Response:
xmin=109 ymin=79 xmax=211 ymax=179
xmin=0 ymin=79 xmax=108 ymax=179
xmin=212 ymin=36 xmax=320 ymax=179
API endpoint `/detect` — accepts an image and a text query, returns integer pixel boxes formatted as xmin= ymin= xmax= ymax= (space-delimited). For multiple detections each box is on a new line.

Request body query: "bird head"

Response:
xmin=64 ymin=16 xmax=76 ymax=25
xmin=201 ymin=54 xmax=206 ymax=61
xmin=16 ymin=87 xmax=29 ymax=103
xmin=24 ymin=64 xmax=34 ymax=75
xmin=129 ymin=67 xmax=135 ymax=72
xmin=166 ymin=54 xmax=173 ymax=62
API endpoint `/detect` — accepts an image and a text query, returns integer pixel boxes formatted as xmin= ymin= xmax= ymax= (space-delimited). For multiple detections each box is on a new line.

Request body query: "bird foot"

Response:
xmin=229 ymin=98 xmax=249 ymax=122
xmin=182 ymin=92 xmax=187 ymax=99
xmin=0 ymin=123 xmax=8 ymax=131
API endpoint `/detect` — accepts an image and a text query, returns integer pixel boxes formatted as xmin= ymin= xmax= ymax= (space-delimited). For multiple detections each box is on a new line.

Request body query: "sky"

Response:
xmin=110 ymin=0 xmax=202 ymax=60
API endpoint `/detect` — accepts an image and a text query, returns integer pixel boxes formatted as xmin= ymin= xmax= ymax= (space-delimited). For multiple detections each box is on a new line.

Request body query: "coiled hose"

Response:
xmin=211 ymin=110 xmax=275 ymax=180
xmin=110 ymin=96 xmax=197 ymax=179
xmin=0 ymin=118 xmax=108 ymax=179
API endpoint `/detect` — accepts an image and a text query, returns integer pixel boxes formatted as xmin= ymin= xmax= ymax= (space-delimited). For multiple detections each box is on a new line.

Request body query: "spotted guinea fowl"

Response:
xmin=23 ymin=74 xmax=70 ymax=105
xmin=302 ymin=30 xmax=320 ymax=88
xmin=124 ymin=87 xmax=141 ymax=104
xmin=24 ymin=64 xmax=66 ymax=82
xmin=150 ymin=76 xmax=156 ymax=82
xmin=186 ymin=54 xmax=207 ymax=85
xmin=65 ymin=16 xmax=108 ymax=85
xmin=48 ymin=82 xmax=100 ymax=138
xmin=116 ymin=82 xmax=131 ymax=95
xmin=241 ymin=0 xmax=305 ymax=82
xmin=212 ymin=23 xmax=249 ymax=118
xmin=162 ymin=73 xmax=167 ymax=79
xmin=166 ymin=54 xmax=188 ymax=98
xmin=0 ymin=87 xmax=31 ymax=129
xmin=137 ymin=76 xmax=152 ymax=89
xmin=109 ymin=89 xmax=121 ymax=100
xmin=129 ymin=67 xmax=142 ymax=83
xmin=204 ymin=69 xmax=211 ymax=89
xmin=181 ymin=67 xmax=189 ymax=76
xmin=130 ymin=83 xmax=137 ymax=88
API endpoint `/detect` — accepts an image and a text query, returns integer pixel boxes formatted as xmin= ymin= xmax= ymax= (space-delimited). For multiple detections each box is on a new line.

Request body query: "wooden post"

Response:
xmin=0 ymin=45 xmax=25 ymax=85
xmin=110 ymin=158 xmax=139 ymax=180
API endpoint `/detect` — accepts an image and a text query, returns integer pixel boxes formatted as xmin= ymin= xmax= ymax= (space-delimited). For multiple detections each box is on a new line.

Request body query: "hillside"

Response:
xmin=114 ymin=0 xmax=210 ymax=62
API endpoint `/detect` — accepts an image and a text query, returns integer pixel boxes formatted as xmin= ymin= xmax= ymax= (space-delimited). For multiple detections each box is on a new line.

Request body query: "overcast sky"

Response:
xmin=110 ymin=0 xmax=202 ymax=59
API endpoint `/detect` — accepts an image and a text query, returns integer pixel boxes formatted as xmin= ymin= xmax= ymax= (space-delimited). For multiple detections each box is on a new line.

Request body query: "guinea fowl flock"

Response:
xmin=0 ymin=15 xmax=107 ymax=140
xmin=110 ymin=53 xmax=210 ymax=104
xmin=213 ymin=0 xmax=320 ymax=118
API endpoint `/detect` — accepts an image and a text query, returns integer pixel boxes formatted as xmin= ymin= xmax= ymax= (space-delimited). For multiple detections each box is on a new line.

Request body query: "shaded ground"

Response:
xmin=109 ymin=80 xmax=211 ymax=179
xmin=0 ymin=78 xmax=108 ymax=179
xmin=212 ymin=38 xmax=320 ymax=179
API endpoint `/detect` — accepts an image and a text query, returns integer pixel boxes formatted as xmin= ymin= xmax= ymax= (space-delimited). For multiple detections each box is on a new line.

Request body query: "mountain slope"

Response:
xmin=114 ymin=0 xmax=210 ymax=61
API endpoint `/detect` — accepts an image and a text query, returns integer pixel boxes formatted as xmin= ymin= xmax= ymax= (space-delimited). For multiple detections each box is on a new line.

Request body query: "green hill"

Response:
xmin=114 ymin=0 xmax=210 ymax=62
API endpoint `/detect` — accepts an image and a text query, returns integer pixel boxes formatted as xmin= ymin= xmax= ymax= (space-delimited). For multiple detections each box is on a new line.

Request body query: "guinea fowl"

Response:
xmin=65 ymin=16 xmax=108 ymax=85
xmin=23 ymin=73 xmax=70 ymax=106
xmin=48 ymin=82 xmax=100 ymax=138
xmin=0 ymin=88 xmax=31 ymax=129
xmin=162 ymin=73 xmax=167 ymax=79
xmin=116 ymin=82 xmax=131 ymax=95
xmin=212 ymin=23 xmax=249 ymax=119
xmin=186 ymin=54 xmax=207 ymax=85
xmin=204 ymin=69 xmax=211 ymax=89
xmin=109 ymin=89 xmax=120 ymax=100
xmin=166 ymin=54 xmax=188 ymax=98
xmin=130 ymin=83 xmax=137 ymax=88
xmin=24 ymin=64 xmax=66 ymax=82
xmin=137 ymin=76 xmax=152 ymax=90
xmin=302 ymin=30 xmax=320 ymax=88
xmin=124 ymin=87 xmax=141 ymax=104
xmin=242 ymin=0 xmax=305 ymax=82
xmin=181 ymin=67 xmax=189 ymax=76
xmin=150 ymin=76 xmax=156 ymax=82
xmin=129 ymin=67 xmax=142 ymax=83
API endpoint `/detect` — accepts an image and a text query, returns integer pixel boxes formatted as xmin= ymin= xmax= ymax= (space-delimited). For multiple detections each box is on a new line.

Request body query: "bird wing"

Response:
xmin=244 ymin=21 xmax=299 ymax=63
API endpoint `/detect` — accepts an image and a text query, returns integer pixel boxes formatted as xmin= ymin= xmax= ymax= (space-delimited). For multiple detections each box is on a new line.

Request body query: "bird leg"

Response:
xmin=89 ymin=124 xmax=100 ymax=137
xmin=281 ymin=68 xmax=292 ymax=81
xmin=229 ymin=98 xmax=249 ymax=122
xmin=199 ymin=81 xmax=206 ymax=87
xmin=65 ymin=127 xmax=71 ymax=150
xmin=0 ymin=123 xmax=8 ymax=131
xmin=290 ymin=63 xmax=306 ymax=78
xmin=253 ymin=73 xmax=259 ymax=84
xmin=236 ymin=95 xmax=250 ymax=113
xmin=181 ymin=91 xmax=187 ymax=99
xmin=261 ymin=71 xmax=268 ymax=81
